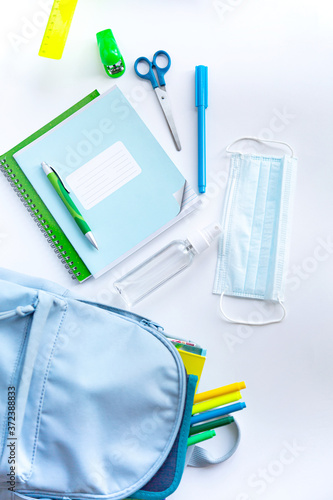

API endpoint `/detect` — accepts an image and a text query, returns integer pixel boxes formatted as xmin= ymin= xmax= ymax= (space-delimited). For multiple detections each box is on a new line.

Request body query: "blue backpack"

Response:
xmin=0 ymin=268 xmax=239 ymax=500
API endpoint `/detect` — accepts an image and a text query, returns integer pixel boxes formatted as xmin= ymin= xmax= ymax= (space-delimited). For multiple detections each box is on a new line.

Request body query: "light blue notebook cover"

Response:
xmin=14 ymin=87 xmax=188 ymax=278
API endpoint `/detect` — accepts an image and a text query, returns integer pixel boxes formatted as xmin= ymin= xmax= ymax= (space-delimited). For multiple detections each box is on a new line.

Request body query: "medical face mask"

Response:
xmin=213 ymin=138 xmax=298 ymax=325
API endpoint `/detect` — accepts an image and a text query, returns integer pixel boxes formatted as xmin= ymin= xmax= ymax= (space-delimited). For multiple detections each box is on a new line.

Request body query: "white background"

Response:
xmin=1 ymin=0 xmax=333 ymax=498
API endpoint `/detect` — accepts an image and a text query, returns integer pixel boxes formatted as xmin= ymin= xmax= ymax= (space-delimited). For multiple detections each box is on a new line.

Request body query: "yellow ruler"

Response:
xmin=39 ymin=0 xmax=78 ymax=59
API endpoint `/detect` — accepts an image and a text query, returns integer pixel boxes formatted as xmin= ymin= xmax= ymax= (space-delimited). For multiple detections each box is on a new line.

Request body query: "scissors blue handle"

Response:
xmin=134 ymin=50 xmax=171 ymax=88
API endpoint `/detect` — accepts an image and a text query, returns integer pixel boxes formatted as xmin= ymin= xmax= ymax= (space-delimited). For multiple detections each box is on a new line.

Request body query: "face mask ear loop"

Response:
xmin=219 ymin=292 xmax=286 ymax=326
xmin=226 ymin=137 xmax=294 ymax=158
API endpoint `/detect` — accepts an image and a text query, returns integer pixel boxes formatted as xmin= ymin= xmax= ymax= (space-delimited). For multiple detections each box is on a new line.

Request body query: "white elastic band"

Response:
xmin=226 ymin=137 xmax=294 ymax=158
xmin=219 ymin=292 xmax=286 ymax=326
xmin=0 ymin=304 xmax=36 ymax=321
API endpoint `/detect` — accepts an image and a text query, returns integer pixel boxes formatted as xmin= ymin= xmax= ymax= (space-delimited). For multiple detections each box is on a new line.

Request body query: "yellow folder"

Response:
xmin=178 ymin=350 xmax=206 ymax=393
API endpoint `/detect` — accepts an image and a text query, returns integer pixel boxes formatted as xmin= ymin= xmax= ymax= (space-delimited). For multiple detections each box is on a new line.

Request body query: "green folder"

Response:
xmin=0 ymin=90 xmax=100 ymax=282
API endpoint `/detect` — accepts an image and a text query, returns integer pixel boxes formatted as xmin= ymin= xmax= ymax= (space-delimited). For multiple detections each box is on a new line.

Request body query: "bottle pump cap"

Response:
xmin=187 ymin=222 xmax=222 ymax=254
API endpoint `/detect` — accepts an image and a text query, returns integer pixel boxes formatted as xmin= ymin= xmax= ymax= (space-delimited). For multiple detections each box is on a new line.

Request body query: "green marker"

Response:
xmin=189 ymin=416 xmax=234 ymax=436
xmin=41 ymin=162 xmax=98 ymax=250
xmin=187 ymin=429 xmax=216 ymax=447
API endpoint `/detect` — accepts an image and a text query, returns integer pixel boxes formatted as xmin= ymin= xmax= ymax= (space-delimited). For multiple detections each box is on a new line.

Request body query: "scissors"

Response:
xmin=134 ymin=50 xmax=181 ymax=151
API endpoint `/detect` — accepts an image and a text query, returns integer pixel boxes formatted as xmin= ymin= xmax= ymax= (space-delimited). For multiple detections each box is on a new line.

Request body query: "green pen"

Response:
xmin=41 ymin=162 xmax=98 ymax=250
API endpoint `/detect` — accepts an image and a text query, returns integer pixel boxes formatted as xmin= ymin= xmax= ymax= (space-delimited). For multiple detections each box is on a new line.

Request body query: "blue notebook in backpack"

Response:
xmin=0 ymin=267 xmax=197 ymax=500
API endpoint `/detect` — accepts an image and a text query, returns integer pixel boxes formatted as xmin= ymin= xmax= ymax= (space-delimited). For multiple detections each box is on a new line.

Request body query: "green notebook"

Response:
xmin=0 ymin=91 xmax=100 ymax=282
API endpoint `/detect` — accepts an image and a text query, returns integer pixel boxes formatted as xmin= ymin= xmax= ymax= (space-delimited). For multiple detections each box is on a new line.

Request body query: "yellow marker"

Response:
xmin=192 ymin=390 xmax=242 ymax=415
xmin=39 ymin=0 xmax=78 ymax=60
xmin=193 ymin=381 xmax=246 ymax=404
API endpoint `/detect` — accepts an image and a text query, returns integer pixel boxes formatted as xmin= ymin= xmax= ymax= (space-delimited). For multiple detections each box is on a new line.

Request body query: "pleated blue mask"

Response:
xmin=213 ymin=138 xmax=298 ymax=325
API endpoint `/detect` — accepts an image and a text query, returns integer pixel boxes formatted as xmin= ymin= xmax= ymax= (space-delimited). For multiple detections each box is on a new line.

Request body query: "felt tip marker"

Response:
xmin=195 ymin=65 xmax=208 ymax=194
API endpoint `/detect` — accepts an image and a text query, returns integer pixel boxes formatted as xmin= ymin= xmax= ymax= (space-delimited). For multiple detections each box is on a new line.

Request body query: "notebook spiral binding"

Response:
xmin=0 ymin=159 xmax=80 ymax=280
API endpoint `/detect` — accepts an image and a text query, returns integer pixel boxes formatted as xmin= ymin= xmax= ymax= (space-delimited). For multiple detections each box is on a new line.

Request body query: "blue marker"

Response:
xmin=195 ymin=65 xmax=208 ymax=193
xmin=190 ymin=401 xmax=246 ymax=425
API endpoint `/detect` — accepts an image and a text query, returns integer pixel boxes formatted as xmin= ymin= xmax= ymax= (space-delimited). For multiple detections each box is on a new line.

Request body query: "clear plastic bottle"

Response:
xmin=114 ymin=222 xmax=222 ymax=306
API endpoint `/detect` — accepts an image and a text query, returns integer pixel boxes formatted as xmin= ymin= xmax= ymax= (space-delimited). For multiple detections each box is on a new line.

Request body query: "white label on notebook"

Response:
xmin=66 ymin=141 xmax=142 ymax=210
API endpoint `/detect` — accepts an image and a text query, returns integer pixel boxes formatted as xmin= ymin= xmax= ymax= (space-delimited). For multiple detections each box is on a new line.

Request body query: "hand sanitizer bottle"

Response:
xmin=114 ymin=222 xmax=222 ymax=306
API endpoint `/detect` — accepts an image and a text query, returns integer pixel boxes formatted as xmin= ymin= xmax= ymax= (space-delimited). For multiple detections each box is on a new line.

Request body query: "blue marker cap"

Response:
xmin=195 ymin=65 xmax=208 ymax=108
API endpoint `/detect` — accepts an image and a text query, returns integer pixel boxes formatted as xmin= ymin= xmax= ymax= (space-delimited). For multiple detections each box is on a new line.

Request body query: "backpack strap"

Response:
xmin=186 ymin=420 xmax=241 ymax=467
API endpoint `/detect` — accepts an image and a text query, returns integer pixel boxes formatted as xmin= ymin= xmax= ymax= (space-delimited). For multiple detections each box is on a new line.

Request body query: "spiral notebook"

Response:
xmin=1 ymin=87 xmax=198 ymax=282
xmin=0 ymin=92 xmax=97 ymax=282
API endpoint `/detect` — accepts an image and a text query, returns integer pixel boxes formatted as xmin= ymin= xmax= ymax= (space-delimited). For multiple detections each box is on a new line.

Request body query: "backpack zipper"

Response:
xmin=140 ymin=318 xmax=164 ymax=331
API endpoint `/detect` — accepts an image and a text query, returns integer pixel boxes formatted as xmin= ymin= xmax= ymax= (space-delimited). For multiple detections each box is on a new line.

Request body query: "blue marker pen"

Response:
xmin=190 ymin=401 xmax=246 ymax=426
xmin=195 ymin=65 xmax=208 ymax=194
